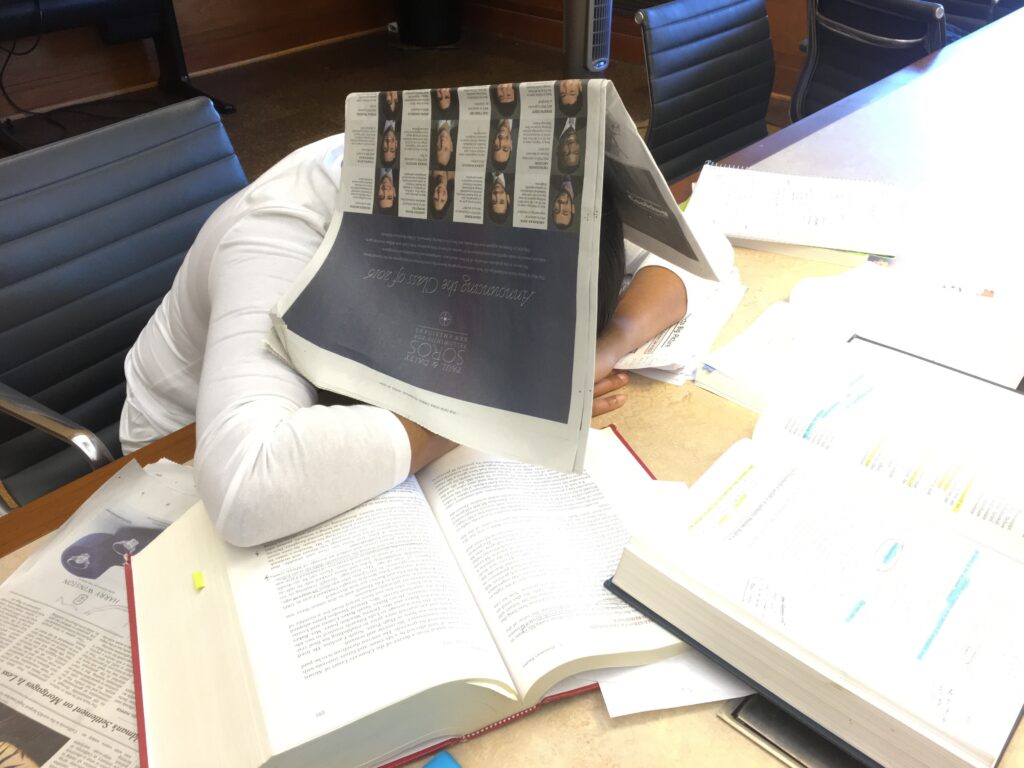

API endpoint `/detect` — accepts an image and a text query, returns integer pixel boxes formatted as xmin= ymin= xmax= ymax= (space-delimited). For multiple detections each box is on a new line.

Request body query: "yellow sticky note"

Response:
xmin=192 ymin=571 xmax=205 ymax=591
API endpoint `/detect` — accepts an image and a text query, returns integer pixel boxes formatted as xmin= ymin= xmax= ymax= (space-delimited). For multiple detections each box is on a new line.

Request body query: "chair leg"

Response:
xmin=152 ymin=0 xmax=236 ymax=115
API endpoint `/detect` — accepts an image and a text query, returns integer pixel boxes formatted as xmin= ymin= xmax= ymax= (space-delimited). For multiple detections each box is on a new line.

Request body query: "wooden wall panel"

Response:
xmin=0 ymin=0 xmax=392 ymax=118
xmin=462 ymin=0 xmax=807 ymax=97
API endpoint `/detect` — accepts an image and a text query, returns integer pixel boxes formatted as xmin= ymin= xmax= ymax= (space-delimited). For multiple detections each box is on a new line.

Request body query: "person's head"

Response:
xmin=493 ymin=83 xmax=517 ymax=116
xmin=492 ymin=119 xmax=513 ymax=169
xmin=558 ymin=126 xmax=581 ymax=173
xmin=384 ymin=90 xmax=399 ymax=115
xmin=558 ymin=79 xmax=582 ymax=109
xmin=430 ymin=173 xmax=452 ymax=219
xmin=489 ymin=173 xmax=511 ymax=223
xmin=377 ymin=172 xmax=396 ymax=210
xmin=596 ymin=185 xmax=625 ymax=335
xmin=435 ymin=88 xmax=452 ymax=112
xmin=495 ymin=83 xmax=515 ymax=105
xmin=381 ymin=123 xmax=397 ymax=164
xmin=435 ymin=122 xmax=454 ymax=168
xmin=551 ymin=178 xmax=575 ymax=229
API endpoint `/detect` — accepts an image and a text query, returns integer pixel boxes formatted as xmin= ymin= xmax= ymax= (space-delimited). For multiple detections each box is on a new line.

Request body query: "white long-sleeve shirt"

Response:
xmin=121 ymin=133 xmax=689 ymax=547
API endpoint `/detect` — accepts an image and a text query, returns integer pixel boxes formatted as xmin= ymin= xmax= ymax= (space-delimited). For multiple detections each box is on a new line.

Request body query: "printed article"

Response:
xmin=0 ymin=462 xmax=197 ymax=768
xmin=273 ymin=79 xmax=732 ymax=473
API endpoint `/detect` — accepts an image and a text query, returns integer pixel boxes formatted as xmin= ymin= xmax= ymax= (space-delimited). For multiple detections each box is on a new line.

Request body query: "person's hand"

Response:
xmin=593 ymin=370 xmax=628 ymax=417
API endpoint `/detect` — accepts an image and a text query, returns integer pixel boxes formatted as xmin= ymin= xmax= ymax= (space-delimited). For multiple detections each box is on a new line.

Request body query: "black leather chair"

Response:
xmin=0 ymin=97 xmax=247 ymax=509
xmin=943 ymin=0 xmax=998 ymax=32
xmin=635 ymin=0 xmax=775 ymax=184
xmin=791 ymin=0 xmax=947 ymax=122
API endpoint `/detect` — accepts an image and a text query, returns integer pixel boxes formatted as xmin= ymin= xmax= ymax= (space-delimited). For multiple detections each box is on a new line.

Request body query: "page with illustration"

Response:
xmin=221 ymin=476 xmax=520 ymax=766
xmin=0 ymin=461 xmax=197 ymax=768
xmin=418 ymin=428 xmax=684 ymax=701
xmin=636 ymin=437 xmax=1024 ymax=768
xmin=752 ymin=338 xmax=1024 ymax=555
xmin=273 ymin=80 xmax=611 ymax=473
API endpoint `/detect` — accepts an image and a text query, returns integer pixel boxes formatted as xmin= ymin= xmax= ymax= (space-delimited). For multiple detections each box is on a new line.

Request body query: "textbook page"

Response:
xmin=642 ymin=438 xmax=1024 ymax=768
xmin=0 ymin=461 xmax=196 ymax=768
xmin=222 ymin=479 xmax=516 ymax=763
xmin=419 ymin=428 xmax=683 ymax=701
xmin=753 ymin=339 xmax=1024 ymax=556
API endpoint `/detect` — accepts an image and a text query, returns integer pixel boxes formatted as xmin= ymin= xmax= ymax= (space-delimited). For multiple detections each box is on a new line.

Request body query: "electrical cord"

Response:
xmin=0 ymin=0 xmax=164 ymax=153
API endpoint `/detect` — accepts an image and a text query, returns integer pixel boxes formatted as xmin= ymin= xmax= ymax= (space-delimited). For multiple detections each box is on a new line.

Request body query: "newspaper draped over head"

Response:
xmin=271 ymin=79 xmax=733 ymax=474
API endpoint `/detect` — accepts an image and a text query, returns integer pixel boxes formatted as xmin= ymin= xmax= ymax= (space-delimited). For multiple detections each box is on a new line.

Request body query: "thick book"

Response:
xmin=609 ymin=340 xmax=1024 ymax=768
xmin=685 ymin=163 xmax=920 ymax=266
xmin=126 ymin=428 xmax=684 ymax=768
xmin=269 ymin=80 xmax=733 ymax=476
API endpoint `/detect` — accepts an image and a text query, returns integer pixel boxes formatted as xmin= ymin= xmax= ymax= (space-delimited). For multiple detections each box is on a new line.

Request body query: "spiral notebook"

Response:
xmin=685 ymin=163 xmax=923 ymax=266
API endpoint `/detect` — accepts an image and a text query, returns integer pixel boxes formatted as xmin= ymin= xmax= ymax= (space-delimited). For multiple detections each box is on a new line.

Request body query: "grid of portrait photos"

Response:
xmin=369 ymin=80 xmax=589 ymax=229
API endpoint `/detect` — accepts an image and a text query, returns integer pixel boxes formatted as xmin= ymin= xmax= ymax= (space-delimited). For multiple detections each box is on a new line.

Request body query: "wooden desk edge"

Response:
xmin=0 ymin=424 xmax=196 ymax=558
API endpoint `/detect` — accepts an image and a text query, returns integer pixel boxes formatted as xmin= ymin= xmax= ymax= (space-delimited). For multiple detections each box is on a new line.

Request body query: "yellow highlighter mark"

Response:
xmin=192 ymin=571 xmax=206 ymax=591
xmin=953 ymin=480 xmax=974 ymax=513
xmin=863 ymin=442 xmax=882 ymax=468
xmin=690 ymin=464 xmax=754 ymax=530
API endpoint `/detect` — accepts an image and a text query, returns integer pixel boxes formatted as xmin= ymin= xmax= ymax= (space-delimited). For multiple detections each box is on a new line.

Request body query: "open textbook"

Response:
xmin=269 ymin=80 xmax=733 ymax=474
xmin=609 ymin=339 xmax=1024 ymax=768
xmin=0 ymin=461 xmax=197 ymax=768
xmin=127 ymin=428 xmax=686 ymax=768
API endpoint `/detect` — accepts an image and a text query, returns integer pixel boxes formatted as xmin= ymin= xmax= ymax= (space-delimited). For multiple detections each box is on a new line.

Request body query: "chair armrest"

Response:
xmin=0 ymin=382 xmax=114 ymax=468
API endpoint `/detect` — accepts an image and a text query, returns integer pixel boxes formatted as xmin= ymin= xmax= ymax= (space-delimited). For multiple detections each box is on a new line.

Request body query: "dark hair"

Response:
xmin=557 ymin=128 xmax=580 ymax=174
xmin=596 ymin=185 xmax=625 ymax=336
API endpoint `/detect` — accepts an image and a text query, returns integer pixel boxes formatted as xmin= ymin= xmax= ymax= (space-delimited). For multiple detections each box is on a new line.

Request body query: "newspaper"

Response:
xmin=271 ymin=80 xmax=733 ymax=472
xmin=0 ymin=461 xmax=198 ymax=768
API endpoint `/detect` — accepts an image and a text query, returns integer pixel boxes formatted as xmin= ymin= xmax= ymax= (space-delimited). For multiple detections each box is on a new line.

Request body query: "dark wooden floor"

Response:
xmin=2 ymin=27 xmax=791 ymax=176
xmin=1 ymin=30 xmax=651 ymax=177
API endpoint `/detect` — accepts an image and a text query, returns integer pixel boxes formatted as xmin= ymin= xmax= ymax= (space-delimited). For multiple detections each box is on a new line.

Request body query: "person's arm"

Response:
xmin=396 ymin=415 xmax=458 ymax=474
xmin=593 ymin=265 xmax=688 ymax=417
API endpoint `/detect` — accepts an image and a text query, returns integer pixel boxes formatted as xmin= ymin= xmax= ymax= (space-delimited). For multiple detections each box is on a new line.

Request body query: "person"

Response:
xmin=375 ymin=169 xmax=397 ymax=212
xmin=433 ymin=87 xmax=457 ymax=118
xmin=429 ymin=171 xmax=453 ymax=220
xmin=551 ymin=177 xmax=575 ymax=229
xmin=120 ymin=133 xmax=687 ymax=547
xmin=487 ymin=172 xmax=512 ymax=224
xmin=380 ymin=121 xmax=398 ymax=165
xmin=492 ymin=82 xmax=517 ymax=117
xmin=557 ymin=79 xmax=583 ymax=115
xmin=433 ymin=121 xmax=455 ymax=169
xmin=556 ymin=119 xmax=581 ymax=174
xmin=491 ymin=118 xmax=513 ymax=170
xmin=382 ymin=90 xmax=400 ymax=118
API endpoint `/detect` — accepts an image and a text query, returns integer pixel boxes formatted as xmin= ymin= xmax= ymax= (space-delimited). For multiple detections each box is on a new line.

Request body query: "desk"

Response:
xmin=4 ymin=11 xmax=1024 ymax=766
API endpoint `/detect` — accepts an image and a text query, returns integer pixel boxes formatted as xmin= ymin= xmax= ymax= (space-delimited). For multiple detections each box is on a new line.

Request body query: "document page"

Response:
xmin=419 ymin=429 xmax=682 ymax=701
xmin=0 ymin=462 xmax=197 ymax=768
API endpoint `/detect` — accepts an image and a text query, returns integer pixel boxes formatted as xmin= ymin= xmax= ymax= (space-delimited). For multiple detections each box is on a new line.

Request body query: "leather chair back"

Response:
xmin=636 ymin=0 xmax=775 ymax=184
xmin=791 ymin=0 xmax=946 ymax=121
xmin=0 ymin=98 xmax=247 ymax=506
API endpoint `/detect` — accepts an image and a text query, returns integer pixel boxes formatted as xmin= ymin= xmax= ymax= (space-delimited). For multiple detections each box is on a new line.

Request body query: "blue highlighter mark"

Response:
xmin=846 ymin=599 xmax=866 ymax=622
xmin=918 ymin=550 xmax=979 ymax=660
xmin=803 ymin=401 xmax=840 ymax=438
xmin=883 ymin=542 xmax=901 ymax=565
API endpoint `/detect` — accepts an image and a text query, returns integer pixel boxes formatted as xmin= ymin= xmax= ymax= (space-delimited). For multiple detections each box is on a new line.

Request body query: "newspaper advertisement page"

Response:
xmin=601 ymin=84 xmax=732 ymax=282
xmin=273 ymin=80 xmax=606 ymax=473
xmin=0 ymin=462 xmax=197 ymax=768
